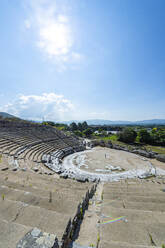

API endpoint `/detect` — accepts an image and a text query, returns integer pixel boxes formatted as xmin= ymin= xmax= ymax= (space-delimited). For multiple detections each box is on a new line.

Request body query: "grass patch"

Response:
xmin=100 ymin=134 xmax=118 ymax=142
xmin=96 ymin=135 xmax=128 ymax=147
xmin=145 ymin=145 xmax=165 ymax=155
xmin=0 ymin=154 xmax=2 ymax=163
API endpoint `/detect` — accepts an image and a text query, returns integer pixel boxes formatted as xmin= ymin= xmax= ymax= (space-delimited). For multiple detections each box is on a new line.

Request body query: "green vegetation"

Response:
xmin=42 ymin=121 xmax=68 ymax=131
xmin=2 ymin=194 xmax=5 ymax=200
xmin=99 ymin=135 xmax=165 ymax=155
xmin=145 ymin=145 xmax=165 ymax=155
xmin=148 ymin=233 xmax=156 ymax=246
xmin=136 ymin=127 xmax=165 ymax=146
xmin=80 ymin=206 xmax=83 ymax=219
xmin=137 ymin=129 xmax=151 ymax=143
xmin=118 ymin=128 xmax=137 ymax=143
xmin=111 ymin=127 xmax=165 ymax=153
xmin=42 ymin=120 xmax=93 ymax=138
xmin=101 ymin=190 xmax=104 ymax=201
xmin=69 ymin=121 xmax=93 ymax=137
xmin=97 ymin=232 xmax=100 ymax=248
xmin=41 ymin=120 xmax=165 ymax=153
xmin=98 ymin=134 xmax=118 ymax=142
xmin=83 ymin=128 xmax=93 ymax=137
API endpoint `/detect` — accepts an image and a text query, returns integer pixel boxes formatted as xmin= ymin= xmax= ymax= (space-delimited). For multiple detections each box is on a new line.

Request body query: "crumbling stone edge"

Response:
xmin=61 ymin=183 xmax=98 ymax=248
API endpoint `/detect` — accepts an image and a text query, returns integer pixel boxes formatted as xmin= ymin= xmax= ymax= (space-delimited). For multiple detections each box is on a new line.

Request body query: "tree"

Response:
xmin=46 ymin=121 xmax=55 ymax=126
xmin=138 ymin=129 xmax=151 ymax=144
xmin=150 ymin=129 xmax=165 ymax=145
xmin=118 ymin=128 xmax=137 ymax=143
xmin=77 ymin=122 xmax=83 ymax=131
xmin=82 ymin=121 xmax=88 ymax=130
xmin=70 ymin=122 xmax=78 ymax=131
xmin=98 ymin=128 xmax=103 ymax=133
xmin=83 ymin=128 xmax=93 ymax=137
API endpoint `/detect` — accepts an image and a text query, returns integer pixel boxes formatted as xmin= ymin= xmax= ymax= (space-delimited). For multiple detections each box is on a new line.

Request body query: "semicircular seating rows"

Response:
xmin=0 ymin=120 xmax=85 ymax=172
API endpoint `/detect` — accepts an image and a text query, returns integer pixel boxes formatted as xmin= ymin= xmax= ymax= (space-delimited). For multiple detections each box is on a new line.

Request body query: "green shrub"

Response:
xmin=118 ymin=128 xmax=137 ymax=143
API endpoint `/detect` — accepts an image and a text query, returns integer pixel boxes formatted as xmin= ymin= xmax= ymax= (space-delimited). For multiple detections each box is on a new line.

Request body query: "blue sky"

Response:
xmin=0 ymin=0 xmax=165 ymax=121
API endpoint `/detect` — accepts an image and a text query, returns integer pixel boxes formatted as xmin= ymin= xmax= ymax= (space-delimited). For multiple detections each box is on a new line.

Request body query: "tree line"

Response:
xmin=42 ymin=121 xmax=165 ymax=145
xmin=42 ymin=121 xmax=93 ymax=137
xmin=118 ymin=127 xmax=165 ymax=146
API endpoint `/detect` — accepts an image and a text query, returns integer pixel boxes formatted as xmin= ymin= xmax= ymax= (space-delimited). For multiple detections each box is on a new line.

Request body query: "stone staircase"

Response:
xmin=99 ymin=179 xmax=165 ymax=248
xmin=0 ymin=170 xmax=93 ymax=248
xmin=73 ymin=178 xmax=165 ymax=248
xmin=0 ymin=171 xmax=165 ymax=247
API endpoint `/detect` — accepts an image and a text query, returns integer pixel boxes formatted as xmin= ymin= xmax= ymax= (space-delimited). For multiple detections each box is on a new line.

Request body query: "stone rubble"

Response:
xmin=16 ymin=228 xmax=59 ymax=248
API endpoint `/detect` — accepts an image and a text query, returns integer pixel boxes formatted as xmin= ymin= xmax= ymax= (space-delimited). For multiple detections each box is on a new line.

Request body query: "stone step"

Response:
xmin=127 ymin=195 xmax=165 ymax=204
xmin=32 ymin=146 xmax=50 ymax=161
xmin=0 ymin=144 xmax=21 ymax=154
xmin=100 ymin=221 xmax=165 ymax=246
xmin=33 ymin=146 xmax=57 ymax=162
xmin=103 ymin=194 xmax=165 ymax=204
xmin=101 ymin=206 xmax=165 ymax=224
xmin=0 ymin=170 xmax=91 ymax=192
xmin=0 ymin=219 xmax=31 ymax=248
xmin=20 ymin=145 xmax=41 ymax=159
xmin=109 ymin=199 xmax=165 ymax=212
xmin=106 ymin=179 xmax=165 ymax=185
xmin=0 ymin=178 xmax=89 ymax=199
xmin=103 ymin=186 xmax=165 ymax=196
xmin=18 ymin=145 xmax=41 ymax=159
xmin=0 ymin=184 xmax=83 ymax=215
xmin=27 ymin=144 xmax=49 ymax=161
xmin=99 ymin=240 xmax=162 ymax=248
xmin=103 ymin=190 xmax=165 ymax=199
xmin=0 ymin=198 xmax=71 ymax=240
xmin=104 ymin=183 xmax=165 ymax=191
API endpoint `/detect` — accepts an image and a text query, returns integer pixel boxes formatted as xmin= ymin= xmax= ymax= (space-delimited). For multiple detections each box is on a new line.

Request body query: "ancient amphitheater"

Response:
xmin=0 ymin=120 xmax=165 ymax=248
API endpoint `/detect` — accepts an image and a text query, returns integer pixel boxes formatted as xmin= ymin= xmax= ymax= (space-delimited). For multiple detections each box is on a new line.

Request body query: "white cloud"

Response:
xmin=24 ymin=0 xmax=83 ymax=68
xmin=0 ymin=93 xmax=75 ymax=121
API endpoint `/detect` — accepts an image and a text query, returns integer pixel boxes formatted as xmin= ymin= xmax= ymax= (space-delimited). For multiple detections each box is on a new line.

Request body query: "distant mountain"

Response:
xmin=1 ymin=113 xmax=164 ymax=125
xmin=134 ymin=119 xmax=165 ymax=125
xmin=61 ymin=119 xmax=165 ymax=125
xmin=86 ymin=119 xmax=165 ymax=125
xmin=0 ymin=112 xmax=18 ymax=119
xmin=86 ymin=119 xmax=132 ymax=125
